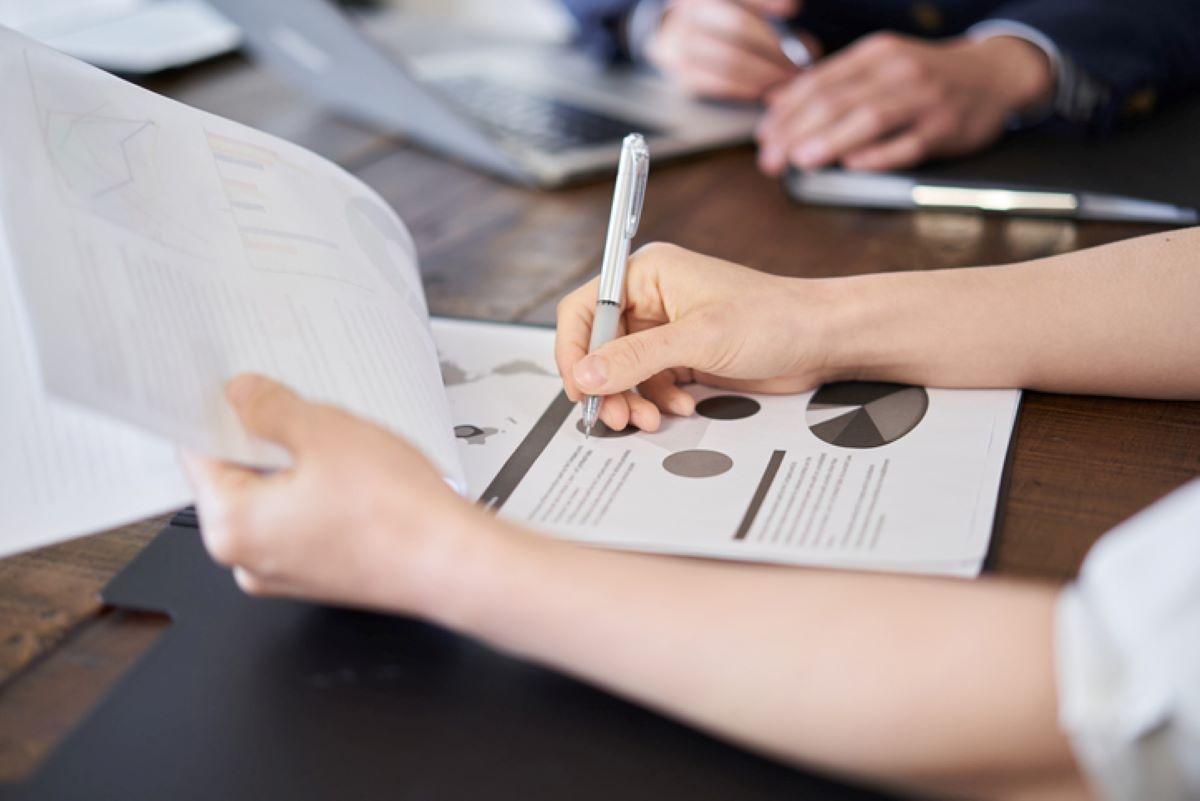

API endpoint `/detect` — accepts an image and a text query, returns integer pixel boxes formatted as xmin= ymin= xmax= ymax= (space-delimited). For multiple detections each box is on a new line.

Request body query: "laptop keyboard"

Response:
xmin=432 ymin=76 xmax=661 ymax=153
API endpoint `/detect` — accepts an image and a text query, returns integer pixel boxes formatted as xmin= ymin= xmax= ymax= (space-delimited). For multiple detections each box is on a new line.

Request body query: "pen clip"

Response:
xmin=625 ymin=147 xmax=650 ymax=239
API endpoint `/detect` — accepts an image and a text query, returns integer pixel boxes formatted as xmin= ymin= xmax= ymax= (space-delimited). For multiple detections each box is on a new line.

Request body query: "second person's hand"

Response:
xmin=646 ymin=0 xmax=806 ymax=101
xmin=555 ymin=242 xmax=838 ymax=432
xmin=755 ymin=33 xmax=1053 ymax=173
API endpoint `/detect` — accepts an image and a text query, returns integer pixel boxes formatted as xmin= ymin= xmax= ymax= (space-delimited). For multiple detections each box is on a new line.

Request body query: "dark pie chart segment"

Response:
xmin=807 ymin=382 xmax=928 ymax=448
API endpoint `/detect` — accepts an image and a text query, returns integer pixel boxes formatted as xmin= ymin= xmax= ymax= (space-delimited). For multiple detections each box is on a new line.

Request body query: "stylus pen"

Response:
xmin=582 ymin=133 xmax=650 ymax=438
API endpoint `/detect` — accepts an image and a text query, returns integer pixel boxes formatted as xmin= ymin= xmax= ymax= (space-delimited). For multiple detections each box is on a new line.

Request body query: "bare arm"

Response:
xmin=827 ymin=227 xmax=1200 ymax=398
xmin=447 ymin=523 xmax=1083 ymax=800
xmin=176 ymin=232 xmax=1200 ymax=798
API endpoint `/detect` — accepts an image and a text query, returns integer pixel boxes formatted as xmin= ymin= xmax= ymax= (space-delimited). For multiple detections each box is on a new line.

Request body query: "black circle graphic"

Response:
xmin=696 ymin=395 xmax=762 ymax=421
xmin=576 ymin=419 xmax=638 ymax=438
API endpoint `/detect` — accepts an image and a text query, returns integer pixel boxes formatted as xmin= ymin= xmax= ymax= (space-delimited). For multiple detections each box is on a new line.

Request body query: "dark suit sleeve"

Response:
xmin=558 ymin=0 xmax=640 ymax=61
xmin=986 ymin=0 xmax=1200 ymax=132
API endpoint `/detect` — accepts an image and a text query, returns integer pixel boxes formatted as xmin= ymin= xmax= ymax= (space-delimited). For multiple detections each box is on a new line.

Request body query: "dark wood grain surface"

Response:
xmin=1 ymin=43 xmax=1198 ymax=784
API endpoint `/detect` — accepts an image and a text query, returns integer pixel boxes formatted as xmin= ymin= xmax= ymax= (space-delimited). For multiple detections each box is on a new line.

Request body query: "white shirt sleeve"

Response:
xmin=1056 ymin=478 xmax=1200 ymax=801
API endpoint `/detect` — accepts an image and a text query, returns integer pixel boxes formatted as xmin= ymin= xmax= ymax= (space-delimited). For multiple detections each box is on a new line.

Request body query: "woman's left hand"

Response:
xmin=181 ymin=374 xmax=503 ymax=617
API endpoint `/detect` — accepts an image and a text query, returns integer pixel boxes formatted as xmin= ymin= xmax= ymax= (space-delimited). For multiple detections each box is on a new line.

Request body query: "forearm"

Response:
xmin=825 ymin=227 xmax=1200 ymax=398
xmin=430 ymin=520 xmax=1080 ymax=798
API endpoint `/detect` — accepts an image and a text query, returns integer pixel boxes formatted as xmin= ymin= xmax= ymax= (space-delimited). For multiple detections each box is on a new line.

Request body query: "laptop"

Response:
xmin=203 ymin=0 xmax=760 ymax=187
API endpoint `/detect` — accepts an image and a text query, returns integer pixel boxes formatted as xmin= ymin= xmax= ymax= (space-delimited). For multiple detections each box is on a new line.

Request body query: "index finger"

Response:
xmin=555 ymin=277 xmax=598 ymax=402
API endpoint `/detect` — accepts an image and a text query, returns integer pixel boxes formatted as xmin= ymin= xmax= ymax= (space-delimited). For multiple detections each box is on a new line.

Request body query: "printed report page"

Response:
xmin=0 ymin=27 xmax=462 ymax=484
xmin=436 ymin=318 xmax=1019 ymax=577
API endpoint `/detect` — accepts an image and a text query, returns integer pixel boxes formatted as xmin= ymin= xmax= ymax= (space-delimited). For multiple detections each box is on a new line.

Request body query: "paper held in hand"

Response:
xmin=0 ymin=23 xmax=460 ymax=554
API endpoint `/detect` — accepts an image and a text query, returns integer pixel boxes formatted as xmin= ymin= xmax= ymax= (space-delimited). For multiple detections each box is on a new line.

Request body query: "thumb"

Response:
xmin=573 ymin=319 xmax=708 ymax=395
xmin=226 ymin=374 xmax=311 ymax=449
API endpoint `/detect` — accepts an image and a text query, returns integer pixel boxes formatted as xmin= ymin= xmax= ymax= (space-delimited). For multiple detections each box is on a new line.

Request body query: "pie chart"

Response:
xmin=807 ymin=382 xmax=928 ymax=448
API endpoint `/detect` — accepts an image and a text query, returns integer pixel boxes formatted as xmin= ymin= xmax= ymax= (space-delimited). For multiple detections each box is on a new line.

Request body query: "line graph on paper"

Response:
xmin=21 ymin=43 xmax=422 ymax=306
xmin=206 ymin=130 xmax=378 ymax=292
xmin=23 ymin=49 xmax=213 ymax=259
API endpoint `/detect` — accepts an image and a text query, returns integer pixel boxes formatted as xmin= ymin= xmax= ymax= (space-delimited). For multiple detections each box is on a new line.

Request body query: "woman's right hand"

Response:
xmin=555 ymin=242 xmax=840 ymax=432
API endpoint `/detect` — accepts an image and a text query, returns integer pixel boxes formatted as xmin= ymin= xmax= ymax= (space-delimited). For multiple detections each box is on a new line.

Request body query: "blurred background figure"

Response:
xmin=560 ymin=0 xmax=1200 ymax=173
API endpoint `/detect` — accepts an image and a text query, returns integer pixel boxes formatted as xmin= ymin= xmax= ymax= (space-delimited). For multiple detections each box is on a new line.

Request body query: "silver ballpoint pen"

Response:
xmin=582 ymin=133 xmax=650 ymax=438
xmin=785 ymin=169 xmax=1199 ymax=225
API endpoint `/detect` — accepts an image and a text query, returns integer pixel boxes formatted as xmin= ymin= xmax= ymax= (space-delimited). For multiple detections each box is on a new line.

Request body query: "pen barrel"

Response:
xmin=597 ymin=134 xmax=649 ymax=304
xmin=582 ymin=300 xmax=622 ymax=426
xmin=589 ymin=301 xmax=622 ymax=354
xmin=597 ymin=238 xmax=632 ymax=304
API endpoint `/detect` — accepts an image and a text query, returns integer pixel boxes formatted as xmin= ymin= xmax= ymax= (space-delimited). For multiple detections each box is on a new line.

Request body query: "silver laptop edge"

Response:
xmin=205 ymin=0 xmax=534 ymax=183
xmin=204 ymin=0 xmax=759 ymax=187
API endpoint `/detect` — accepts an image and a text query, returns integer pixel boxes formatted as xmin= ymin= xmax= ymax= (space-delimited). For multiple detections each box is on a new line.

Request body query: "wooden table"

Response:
xmin=2 ymin=43 xmax=1199 ymax=785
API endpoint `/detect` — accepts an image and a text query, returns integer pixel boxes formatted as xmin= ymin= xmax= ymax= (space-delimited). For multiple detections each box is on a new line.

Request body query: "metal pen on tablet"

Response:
xmin=785 ymin=169 xmax=1200 ymax=224
xmin=581 ymin=133 xmax=650 ymax=438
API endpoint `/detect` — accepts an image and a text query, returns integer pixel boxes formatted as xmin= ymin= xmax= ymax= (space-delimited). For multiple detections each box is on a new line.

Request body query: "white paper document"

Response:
xmin=0 ymin=243 xmax=190 ymax=558
xmin=436 ymin=318 xmax=1020 ymax=577
xmin=0 ymin=26 xmax=460 ymax=483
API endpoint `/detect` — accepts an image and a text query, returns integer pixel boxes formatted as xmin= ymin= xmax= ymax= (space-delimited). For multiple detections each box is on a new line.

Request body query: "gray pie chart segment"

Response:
xmin=864 ymin=387 xmax=928 ymax=441
xmin=809 ymin=409 xmax=858 ymax=443
xmin=807 ymin=382 xmax=929 ymax=448
xmin=662 ymin=449 xmax=733 ymax=478
xmin=833 ymin=410 xmax=886 ymax=448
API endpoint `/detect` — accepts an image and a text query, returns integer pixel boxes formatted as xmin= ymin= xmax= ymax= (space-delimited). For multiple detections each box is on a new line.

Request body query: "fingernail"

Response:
xmin=793 ymin=140 xmax=827 ymax=168
xmin=226 ymin=374 xmax=262 ymax=406
xmin=673 ymin=396 xmax=696 ymax=416
xmin=573 ymin=355 xmax=608 ymax=391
